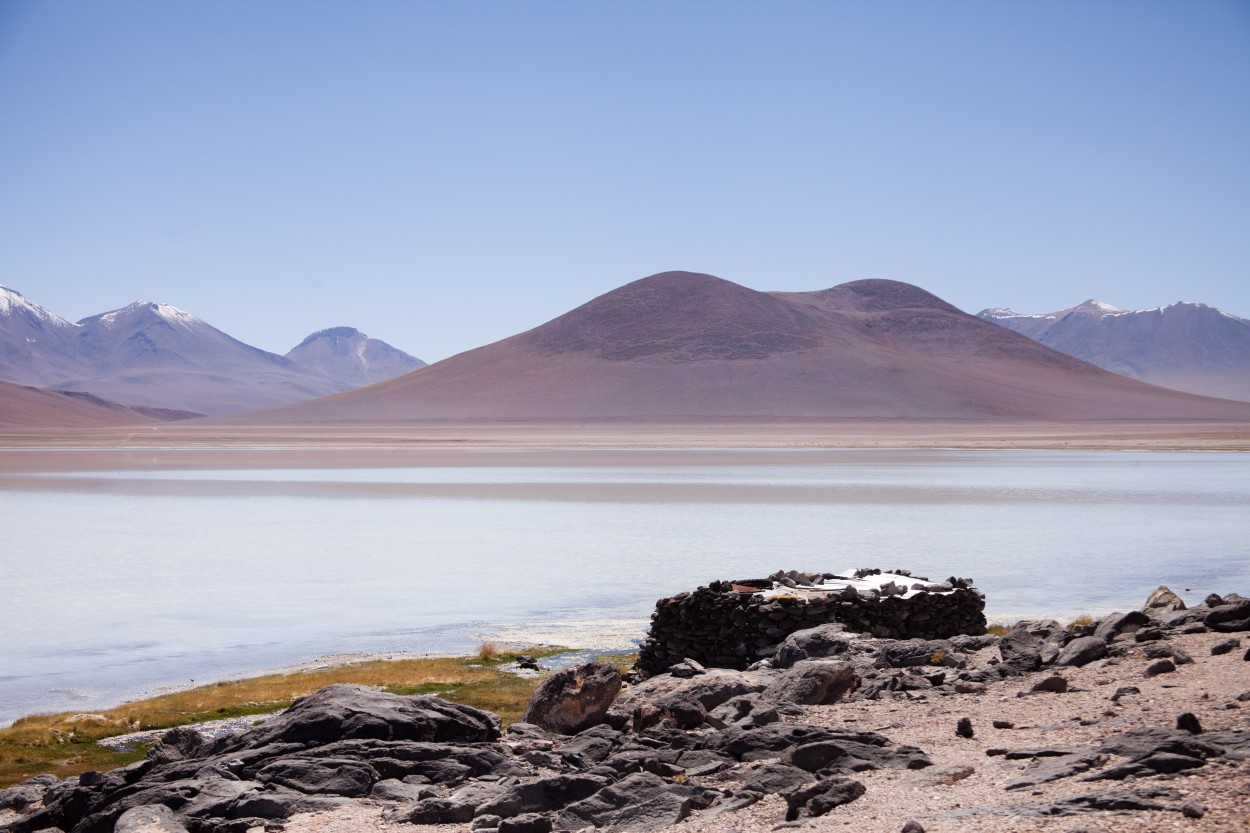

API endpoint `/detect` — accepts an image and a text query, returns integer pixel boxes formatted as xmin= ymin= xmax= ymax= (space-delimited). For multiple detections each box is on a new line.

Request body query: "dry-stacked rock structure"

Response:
xmin=637 ymin=569 xmax=987 ymax=677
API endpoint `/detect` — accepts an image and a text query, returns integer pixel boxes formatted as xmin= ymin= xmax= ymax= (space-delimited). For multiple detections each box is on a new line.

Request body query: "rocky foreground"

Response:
xmin=3 ymin=592 xmax=1249 ymax=833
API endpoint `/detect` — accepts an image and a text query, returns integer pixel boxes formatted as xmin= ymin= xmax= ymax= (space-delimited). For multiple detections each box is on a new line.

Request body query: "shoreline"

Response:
xmin=6 ymin=605 xmax=1249 ymax=833
xmin=1 ymin=417 xmax=1249 ymax=453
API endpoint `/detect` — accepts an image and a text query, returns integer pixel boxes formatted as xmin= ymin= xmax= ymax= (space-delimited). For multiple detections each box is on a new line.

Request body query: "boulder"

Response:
xmin=874 ymin=639 xmax=965 ymax=669
xmin=1142 ymin=586 xmax=1186 ymax=613
xmin=706 ymin=693 xmax=780 ymax=729
xmin=475 ymin=774 xmax=612 ymax=818
xmin=255 ymin=757 xmax=378 ymax=797
xmin=784 ymin=734 xmax=931 ymax=773
xmin=707 ymin=723 xmax=840 ymax=761
xmin=521 ymin=662 xmax=622 ymax=735
xmin=220 ymin=684 xmax=501 ymax=748
xmin=0 ymin=782 xmax=50 ymax=814
xmin=498 ymin=814 xmax=553 ymax=833
xmin=998 ymin=620 xmax=1066 ymax=670
xmin=1144 ymin=659 xmax=1176 ymax=677
xmin=732 ymin=762 xmax=814 ymax=794
xmin=1211 ymin=637 xmax=1241 ymax=655
xmin=554 ymin=772 xmax=714 ymax=831
xmin=782 ymin=776 xmax=865 ymax=819
xmin=761 ymin=660 xmax=856 ymax=706
xmin=1093 ymin=611 xmax=1151 ymax=642
xmin=773 ymin=624 xmax=853 ymax=668
xmin=114 ymin=805 xmax=189 ymax=833
xmin=1054 ymin=636 xmax=1108 ymax=668
xmin=612 ymin=668 xmax=773 ymax=714
xmin=1205 ymin=601 xmax=1250 ymax=632
xmin=1004 ymin=750 xmax=1106 ymax=789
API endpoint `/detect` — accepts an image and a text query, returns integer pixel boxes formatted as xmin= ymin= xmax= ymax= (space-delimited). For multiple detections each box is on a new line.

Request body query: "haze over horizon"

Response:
xmin=1 ymin=1 xmax=1247 ymax=363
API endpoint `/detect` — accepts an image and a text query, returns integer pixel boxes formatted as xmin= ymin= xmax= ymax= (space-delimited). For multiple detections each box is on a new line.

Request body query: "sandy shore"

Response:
xmin=0 ymin=418 xmax=1249 ymax=455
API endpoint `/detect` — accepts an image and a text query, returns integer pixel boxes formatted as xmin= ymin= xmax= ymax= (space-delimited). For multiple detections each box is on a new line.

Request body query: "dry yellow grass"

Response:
xmin=0 ymin=647 xmax=609 ymax=788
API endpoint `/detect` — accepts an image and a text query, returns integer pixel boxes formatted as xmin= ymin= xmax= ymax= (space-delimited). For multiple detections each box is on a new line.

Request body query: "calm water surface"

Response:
xmin=1 ymin=449 xmax=1247 ymax=724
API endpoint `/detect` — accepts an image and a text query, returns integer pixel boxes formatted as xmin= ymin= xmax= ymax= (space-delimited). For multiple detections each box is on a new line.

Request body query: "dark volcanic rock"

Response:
xmin=706 ymin=723 xmax=840 ymax=761
xmin=1093 ymin=610 xmax=1151 ymax=642
xmin=1030 ymin=675 xmax=1069 ymax=694
xmin=774 ymin=624 xmax=853 ymax=668
xmin=554 ymin=771 xmax=714 ymax=831
xmin=1004 ymin=750 xmax=1106 ymax=789
xmin=254 ymin=757 xmax=377 ymax=797
xmin=1176 ymin=713 xmax=1203 ymax=735
xmin=220 ymin=684 xmax=501 ymax=748
xmin=114 ymin=804 xmax=188 ymax=833
xmin=1016 ymin=786 xmax=1183 ymax=816
xmin=1211 ymin=637 xmax=1241 ymax=655
xmin=498 ymin=813 xmax=553 ymax=833
xmin=706 ymin=693 xmax=780 ymax=730
xmin=782 ymin=776 xmax=865 ymax=820
xmin=784 ymin=734 xmax=931 ymax=774
xmin=733 ymin=762 xmax=815 ymax=794
xmin=1205 ymin=601 xmax=1250 ymax=632
xmin=1055 ymin=636 xmax=1107 ymax=667
xmin=613 ymin=669 xmax=772 ymax=715
xmin=761 ymin=660 xmax=856 ymax=706
xmin=521 ymin=662 xmax=622 ymax=735
xmin=475 ymin=774 xmax=612 ymax=818
xmin=998 ymin=620 xmax=1066 ymax=671
xmin=1144 ymin=659 xmax=1176 ymax=677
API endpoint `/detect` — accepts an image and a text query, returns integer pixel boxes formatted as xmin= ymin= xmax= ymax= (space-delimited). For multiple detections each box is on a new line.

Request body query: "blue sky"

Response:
xmin=1 ymin=1 xmax=1247 ymax=362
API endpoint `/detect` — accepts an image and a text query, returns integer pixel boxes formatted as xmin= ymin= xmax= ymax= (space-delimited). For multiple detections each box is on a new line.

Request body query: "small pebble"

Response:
xmin=1144 ymin=659 xmax=1175 ymax=677
xmin=991 ymin=720 xmax=1014 ymax=729
xmin=901 ymin=822 xmax=926 ymax=833
xmin=1176 ymin=712 xmax=1202 ymax=734
xmin=956 ymin=716 xmax=974 ymax=738
xmin=1181 ymin=800 xmax=1206 ymax=819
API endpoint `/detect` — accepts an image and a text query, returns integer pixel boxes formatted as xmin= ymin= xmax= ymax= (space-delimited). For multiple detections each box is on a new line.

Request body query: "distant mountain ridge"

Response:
xmin=0 ymin=285 xmax=426 ymax=415
xmin=229 ymin=271 xmax=1250 ymax=424
xmin=978 ymin=300 xmax=1250 ymax=402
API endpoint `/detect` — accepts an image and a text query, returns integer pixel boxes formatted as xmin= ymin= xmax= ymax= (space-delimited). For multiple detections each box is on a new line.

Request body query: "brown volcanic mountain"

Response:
xmin=0 ymin=379 xmax=197 ymax=428
xmin=234 ymin=272 xmax=1250 ymax=423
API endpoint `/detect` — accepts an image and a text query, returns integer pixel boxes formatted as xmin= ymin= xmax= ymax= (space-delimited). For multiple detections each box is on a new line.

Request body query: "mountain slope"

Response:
xmin=285 ymin=327 xmax=426 ymax=387
xmin=979 ymin=301 xmax=1250 ymax=402
xmin=0 ymin=379 xmax=184 ymax=428
xmin=0 ymin=286 xmax=426 ymax=415
xmin=51 ymin=302 xmax=346 ymax=414
xmin=0 ymin=286 xmax=84 ymax=385
xmin=231 ymin=271 xmax=1250 ymax=424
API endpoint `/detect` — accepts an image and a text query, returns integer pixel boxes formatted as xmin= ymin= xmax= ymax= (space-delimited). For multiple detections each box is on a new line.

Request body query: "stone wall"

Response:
xmin=636 ymin=569 xmax=987 ymax=677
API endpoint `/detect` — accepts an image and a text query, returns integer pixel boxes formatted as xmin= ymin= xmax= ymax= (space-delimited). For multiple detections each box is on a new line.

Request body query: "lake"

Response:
xmin=1 ymin=448 xmax=1247 ymax=725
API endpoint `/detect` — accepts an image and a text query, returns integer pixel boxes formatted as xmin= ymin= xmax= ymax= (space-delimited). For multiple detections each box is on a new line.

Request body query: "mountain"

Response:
xmin=0 ymin=286 xmax=426 ymax=415
xmin=0 ymin=379 xmax=201 ymax=428
xmin=230 ymin=271 xmax=1250 ymax=424
xmin=285 ymin=327 xmax=427 ymax=387
xmin=0 ymin=286 xmax=82 ymax=385
xmin=978 ymin=300 xmax=1250 ymax=402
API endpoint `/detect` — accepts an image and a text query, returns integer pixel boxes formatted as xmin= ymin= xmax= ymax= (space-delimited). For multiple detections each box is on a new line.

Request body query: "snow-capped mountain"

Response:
xmin=978 ymin=300 xmax=1250 ymax=402
xmin=0 ymin=286 xmax=83 ymax=385
xmin=285 ymin=327 xmax=427 ymax=387
xmin=0 ymin=285 xmax=426 ymax=415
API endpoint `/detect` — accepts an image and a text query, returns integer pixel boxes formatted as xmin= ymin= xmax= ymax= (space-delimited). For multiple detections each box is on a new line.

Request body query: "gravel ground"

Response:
xmin=273 ymin=629 xmax=1250 ymax=833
